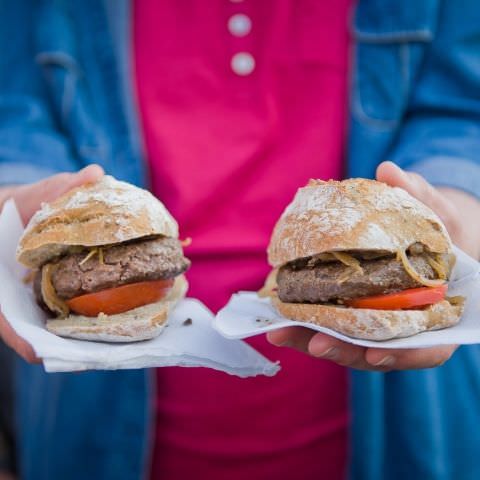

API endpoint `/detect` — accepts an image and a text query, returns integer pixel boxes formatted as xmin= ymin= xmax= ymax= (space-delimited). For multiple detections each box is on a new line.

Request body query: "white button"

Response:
xmin=231 ymin=52 xmax=255 ymax=76
xmin=228 ymin=14 xmax=252 ymax=37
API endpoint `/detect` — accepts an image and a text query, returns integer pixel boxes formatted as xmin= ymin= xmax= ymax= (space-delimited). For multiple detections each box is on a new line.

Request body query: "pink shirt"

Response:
xmin=134 ymin=1 xmax=352 ymax=479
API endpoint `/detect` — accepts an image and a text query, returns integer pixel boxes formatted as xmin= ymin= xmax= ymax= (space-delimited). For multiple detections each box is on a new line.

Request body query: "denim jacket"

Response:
xmin=2 ymin=1 xmax=480 ymax=479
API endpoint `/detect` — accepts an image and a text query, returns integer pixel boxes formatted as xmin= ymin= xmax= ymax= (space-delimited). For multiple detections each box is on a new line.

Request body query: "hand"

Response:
xmin=267 ymin=161 xmax=480 ymax=371
xmin=0 ymin=472 xmax=16 ymax=480
xmin=0 ymin=165 xmax=104 ymax=363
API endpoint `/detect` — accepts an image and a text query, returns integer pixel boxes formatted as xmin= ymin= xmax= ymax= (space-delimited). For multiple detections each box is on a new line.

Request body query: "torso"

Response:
xmin=134 ymin=1 xmax=352 ymax=478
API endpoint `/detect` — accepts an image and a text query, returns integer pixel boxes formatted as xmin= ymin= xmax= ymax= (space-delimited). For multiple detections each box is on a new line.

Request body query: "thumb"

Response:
xmin=375 ymin=161 xmax=458 ymax=230
xmin=376 ymin=161 xmax=431 ymax=199
xmin=13 ymin=164 xmax=104 ymax=224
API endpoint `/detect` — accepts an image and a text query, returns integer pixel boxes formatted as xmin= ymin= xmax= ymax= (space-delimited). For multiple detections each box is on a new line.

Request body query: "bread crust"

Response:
xmin=268 ymin=179 xmax=452 ymax=267
xmin=46 ymin=275 xmax=188 ymax=342
xmin=272 ymin=295 xmax=463 ymax=341
xmin=17 ymin=176 xmax=179 ymax=268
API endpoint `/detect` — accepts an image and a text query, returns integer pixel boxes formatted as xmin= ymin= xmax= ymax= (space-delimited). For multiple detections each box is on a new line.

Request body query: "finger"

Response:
xmin=376 ymin=161 xmax=459 ymax=234
xmin=266 ymin=327 xmax=316 ymax=354
xmin=13 ymin=164 xmax=104 ymax=224
xmin=307 ymin=332 xmax=371 ymax=368
xmin=365 ymin=344 xmax=457 ymax=370
xmin=0 ymin=313 xmax=41 ymax=364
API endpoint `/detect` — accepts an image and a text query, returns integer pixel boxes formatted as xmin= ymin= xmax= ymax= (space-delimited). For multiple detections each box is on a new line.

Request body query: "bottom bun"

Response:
xmin=46 ymin=275 xmax=188 ymax=342
xmin=272 ymin=295 xmax=464 ymax=341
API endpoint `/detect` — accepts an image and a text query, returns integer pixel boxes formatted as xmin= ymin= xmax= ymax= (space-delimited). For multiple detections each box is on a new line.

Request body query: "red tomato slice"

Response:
xmin=66 ymin=279 xmax=174 ymax=317
xmin=345 ymin=284 xmax=447 ymax=310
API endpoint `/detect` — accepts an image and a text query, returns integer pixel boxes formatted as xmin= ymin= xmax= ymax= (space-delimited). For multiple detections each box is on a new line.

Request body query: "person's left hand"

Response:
xmin=266 ymin=161 xmax=480 ymax=371
xmin=0 ymin=164 xmax=104 ymax=363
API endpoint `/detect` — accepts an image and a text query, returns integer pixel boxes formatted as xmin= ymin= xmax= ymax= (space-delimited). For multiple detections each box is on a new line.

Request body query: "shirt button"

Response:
xmin=231 ymin=52 xmax=255 ymax=76
xmin=228 ymin=14 xmax=252 ymax=37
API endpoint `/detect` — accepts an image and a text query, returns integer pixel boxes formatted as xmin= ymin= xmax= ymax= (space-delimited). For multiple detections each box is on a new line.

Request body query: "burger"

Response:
xmin=16 ymin=176 xmax=190 ymax=342
xmin=264 ymin=179 xmax=464 ymax=340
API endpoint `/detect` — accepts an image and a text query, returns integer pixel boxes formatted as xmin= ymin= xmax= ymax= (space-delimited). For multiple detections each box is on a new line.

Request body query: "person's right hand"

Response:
xmin=0 ymin=165 xmax=104 ymax=363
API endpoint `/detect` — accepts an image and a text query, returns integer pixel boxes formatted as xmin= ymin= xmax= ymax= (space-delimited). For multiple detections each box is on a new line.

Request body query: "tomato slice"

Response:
xmin=66 ymin=279 xmax=174 ymax=317
xmin=344 ymin=284 xmax=447 ymax=310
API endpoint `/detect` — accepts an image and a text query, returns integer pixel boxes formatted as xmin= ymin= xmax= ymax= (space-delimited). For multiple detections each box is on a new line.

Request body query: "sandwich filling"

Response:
xmin=277 ymin=244 xmax=454 ymax=310
xmin=34 ymin=236 xmax=190 ymax=317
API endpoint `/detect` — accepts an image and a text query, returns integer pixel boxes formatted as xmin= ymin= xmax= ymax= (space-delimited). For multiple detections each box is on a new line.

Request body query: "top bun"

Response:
xmin=268 ymin=178 xmax=452 ymax=267
xmin=17 ymin=176 xmax=179 ymax=268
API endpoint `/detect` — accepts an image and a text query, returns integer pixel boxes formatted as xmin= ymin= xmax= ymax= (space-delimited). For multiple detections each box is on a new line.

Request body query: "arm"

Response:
xmin=0 ymin=0 xmax=83 ymax=185
xmin=0 ymin=3 xmax=105 ymax=361
xmin=388 ymin=0 xmax=480 ymax=203
xmin=268 ymin=1 xmax=480 ymax=369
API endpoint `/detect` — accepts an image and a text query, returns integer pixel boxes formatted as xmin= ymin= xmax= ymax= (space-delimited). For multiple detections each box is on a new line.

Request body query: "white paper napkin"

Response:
xmin=214 ymin=247 xmax=480 ymax=349
xmin=0 ymin=200 xmax=279 ymax=376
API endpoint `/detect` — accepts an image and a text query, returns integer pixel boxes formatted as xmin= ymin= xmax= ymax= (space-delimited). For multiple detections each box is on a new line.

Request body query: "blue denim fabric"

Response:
xmin=2 ymin=0 xmax=480 ymax=479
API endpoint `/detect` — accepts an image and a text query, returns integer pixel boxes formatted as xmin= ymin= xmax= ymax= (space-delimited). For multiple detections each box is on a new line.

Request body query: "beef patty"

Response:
xmin=277 ymin=254 xmax=438 ymax=304
xmin=35 ymin=236 xmax=190 ymax=300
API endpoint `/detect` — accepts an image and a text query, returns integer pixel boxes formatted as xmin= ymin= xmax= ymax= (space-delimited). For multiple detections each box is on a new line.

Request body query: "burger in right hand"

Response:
xmin=264 ymin=178 xmax=464 ymax=341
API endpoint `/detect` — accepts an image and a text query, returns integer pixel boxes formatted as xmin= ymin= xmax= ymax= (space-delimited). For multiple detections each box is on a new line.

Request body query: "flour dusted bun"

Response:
xmin=268 ymin=178 xmax=452 ymax=268
xmin=46 ymin=275 xmax=188 ymax=342
xmin=16 ymin=175 xmax=190 ymax=343
xmin=17 ymin=175 xmax=179 ymax=268
xmin=265 ymin=178 xmax=462 ymax=341
xmin=272 ymin=296 xmax=463 ymax=341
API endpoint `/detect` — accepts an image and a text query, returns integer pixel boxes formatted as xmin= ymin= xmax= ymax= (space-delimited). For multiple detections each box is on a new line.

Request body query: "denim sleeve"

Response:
xmin=388 ymin=0 xmax=480 ymax=200
xmin=0 ymin=0 xmax=79 ymax=186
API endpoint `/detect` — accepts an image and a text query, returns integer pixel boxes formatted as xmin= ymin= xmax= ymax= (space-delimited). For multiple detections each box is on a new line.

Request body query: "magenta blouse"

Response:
xmin=134 ymin=1 xmax=352 ymax=478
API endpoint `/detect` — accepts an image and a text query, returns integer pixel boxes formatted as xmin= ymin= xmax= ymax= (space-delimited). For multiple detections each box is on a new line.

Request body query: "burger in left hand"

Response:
xmin=16 ymin=176 xmax=190 ymax=342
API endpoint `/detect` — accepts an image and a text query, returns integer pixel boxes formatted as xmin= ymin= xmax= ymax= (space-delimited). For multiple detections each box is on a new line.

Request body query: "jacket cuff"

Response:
xmin=0 ymin=162 xmax=58 ymax=186
xmin=407 ymin=157 xmax=480 ymax=201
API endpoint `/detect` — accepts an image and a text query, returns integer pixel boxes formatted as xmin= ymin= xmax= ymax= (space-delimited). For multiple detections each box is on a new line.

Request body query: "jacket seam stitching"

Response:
xmin=354 ymin=30 xmax=433 ymax=44
xmin=350 ymin=44 xmax=400 ymax=130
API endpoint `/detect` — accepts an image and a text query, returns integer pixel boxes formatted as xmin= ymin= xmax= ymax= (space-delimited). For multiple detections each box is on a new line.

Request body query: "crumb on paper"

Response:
xmin=183 ymin=318 xmax=192 ymax=326
xmin=255 ymin=317 xmax=273 ymax=326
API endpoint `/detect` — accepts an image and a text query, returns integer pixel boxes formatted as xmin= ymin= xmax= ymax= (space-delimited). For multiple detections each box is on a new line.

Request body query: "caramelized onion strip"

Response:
xmin=397 ymin=249 xmax=445 ymax=287
xmin=41 ymin=264 xmax=70 ymax=318
xmin=426 ymin=254 xmax=447 ymax=280
xmin=331 ymin=252 xmax=364 ymax=274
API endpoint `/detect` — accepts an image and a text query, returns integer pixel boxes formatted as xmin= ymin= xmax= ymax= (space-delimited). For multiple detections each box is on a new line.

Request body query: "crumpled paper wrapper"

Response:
xmin=214 ymin=247 xmax=480 ymax=349
xmin=0 ymin=200 xmax=279 ymax=376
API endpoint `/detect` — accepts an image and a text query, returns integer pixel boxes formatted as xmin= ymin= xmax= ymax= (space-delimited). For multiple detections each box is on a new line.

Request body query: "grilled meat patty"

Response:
xmin=277 ymin=254 xmax=438 ymax=304
xmin=34 ymin=236 xmax=190 ymax=301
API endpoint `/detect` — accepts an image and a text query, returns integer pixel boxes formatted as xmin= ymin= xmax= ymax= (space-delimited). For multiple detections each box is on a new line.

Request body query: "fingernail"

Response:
xmin=311 ymin=345 xmax=339 ymax=359
xmin=321 ymin=347 xmax=339 ymax=359
xmin=79 ymin=164 xmax=104 ymax=176
xmin=373 ymin=355 xmax=395 ymax=367
xmin=391 ymin=163 xmax=407 ymax=178
xmin=266 ymin=334 xmax=289 ymax=347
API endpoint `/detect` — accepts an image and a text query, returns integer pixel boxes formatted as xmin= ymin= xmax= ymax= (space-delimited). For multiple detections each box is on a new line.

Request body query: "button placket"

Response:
xmin=228 ymin=14 xmax=252 ymax=37
xmin=231 ymin=52 xmax=255 ymax=76
xmin=227 ymin=3 xmax=254 ymax=76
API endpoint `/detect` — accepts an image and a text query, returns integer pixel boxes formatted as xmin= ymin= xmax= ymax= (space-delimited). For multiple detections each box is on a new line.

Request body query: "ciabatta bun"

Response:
xmin=46 ymin=275 xmax=188 ymax=342
xmin=268 ymin=179 xmax=452 ymax=267
xmin=266 ymin=178 xmax=462 ymax=340
xmin=17 ymin=176 xmax=179 ymax=268
xmin=272 ymin=294 xmax=463 ymax=341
